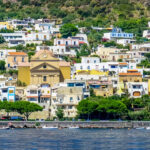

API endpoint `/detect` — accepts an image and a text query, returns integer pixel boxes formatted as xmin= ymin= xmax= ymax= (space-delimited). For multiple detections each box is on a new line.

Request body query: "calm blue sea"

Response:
xmin=0 ymin=128 xmax=149 ymax=150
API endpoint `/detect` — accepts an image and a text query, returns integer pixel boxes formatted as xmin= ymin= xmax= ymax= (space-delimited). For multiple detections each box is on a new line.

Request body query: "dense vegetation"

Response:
xmin=60 ymin=24 xmax=78 ymax=38
xmin=138 ymin=53 xmax=150 ymax=68
xmin=0 ymin=0 xmax=149 ymax=50
xmin=0 ymin=101 xmax=43 ymax=120
xmin=0 ymin=0 xmax=149 ymax=26
xmin=77 ymin=95 xmax=150 ymax=121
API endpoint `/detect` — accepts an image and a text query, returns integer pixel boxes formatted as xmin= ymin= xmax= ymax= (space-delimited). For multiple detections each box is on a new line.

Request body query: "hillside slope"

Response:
xmin=0 ymin=0 xmax=150 ymax=26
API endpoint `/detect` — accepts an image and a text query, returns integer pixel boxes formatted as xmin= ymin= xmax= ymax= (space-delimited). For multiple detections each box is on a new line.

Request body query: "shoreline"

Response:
xmin=0 ymin=121 xmax=150 ymax=129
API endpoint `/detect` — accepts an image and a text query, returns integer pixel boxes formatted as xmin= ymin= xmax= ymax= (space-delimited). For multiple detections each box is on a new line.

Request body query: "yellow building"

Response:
xmin=88 ymin=80 xmax=113 ymax=97
xmin=7 ymin=52 xmax=28 ymax=69
xmin=18 ymin=63 xmax=30 ymax=85
xmin=30 ymin=50 xmax=60 ymax=86
xmin=117 ymin=82 xmax=125 ymax=95
xmin=119 ymin=72 xmax=142 ymax=82
xmin=18 ymin=50 xmax=71 ymax=86
xmin=59 ymin=61 xmax=71 ymax=82
xmin=0 ymin=22 xmax=13 ymax=30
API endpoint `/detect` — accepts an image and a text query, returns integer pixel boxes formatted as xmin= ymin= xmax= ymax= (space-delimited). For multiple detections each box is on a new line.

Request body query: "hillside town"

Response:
xmin=0 ymin=18 xmax=150 ymax=120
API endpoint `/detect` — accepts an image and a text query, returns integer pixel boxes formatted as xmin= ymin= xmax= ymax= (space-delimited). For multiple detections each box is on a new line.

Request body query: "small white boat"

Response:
xmin=69 ymin=126 xmax=79 ymax=129
xmin=146 ymin=127 xmax=150 ymax=130
xmin=136 ymin=127 xmax=145 ymax=130
xmin=42 ymin=125 xmax=58 ymax=129
xmin=0 ymin=127 xmax=10 ymax=130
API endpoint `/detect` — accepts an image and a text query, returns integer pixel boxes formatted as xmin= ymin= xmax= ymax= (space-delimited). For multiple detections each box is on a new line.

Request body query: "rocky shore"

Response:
xmin=1 ymin=121 xmax=150 ymax=129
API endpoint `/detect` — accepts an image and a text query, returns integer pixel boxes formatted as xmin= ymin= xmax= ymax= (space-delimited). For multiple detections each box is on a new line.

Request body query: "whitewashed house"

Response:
xmin=36 ymin=45 xmax=76 ymax=58
xmin=127 ymin=82 xmax=148 ymax=98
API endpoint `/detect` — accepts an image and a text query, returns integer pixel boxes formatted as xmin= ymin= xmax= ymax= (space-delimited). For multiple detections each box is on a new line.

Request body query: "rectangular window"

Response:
xmin=77 ymin=96 xmax=80 ymax=101
xmin=14 ymin=57 xmax=16 ymax=62
xmin=29 ymin=98 xmax=37 ymax=101
xmin=9 ymin=90 xmax=14 ymax=94
xmin=22 ymin=57 xmax=24 ymax=62
xmin=30 ymin=90 xmax=37 ymax=94
xmin=43 ymin=76 xmax=47 ymax=81
xmin=87 ymin=66 xmax=90 ymax=69
xmin=70 ymin=97 xmax=73 ymax=102
xmin=68 ymin=106 xmax=73 ymax=109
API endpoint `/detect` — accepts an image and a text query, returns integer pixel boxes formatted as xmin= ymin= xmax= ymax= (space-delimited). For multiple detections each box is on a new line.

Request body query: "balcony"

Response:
xmin=52 ymin=93 xmax=57 ymax=97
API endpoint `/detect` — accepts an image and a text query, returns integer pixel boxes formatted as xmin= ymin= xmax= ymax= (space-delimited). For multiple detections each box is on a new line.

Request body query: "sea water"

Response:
xmin=0 ymin=128 xmax=149 ymax=150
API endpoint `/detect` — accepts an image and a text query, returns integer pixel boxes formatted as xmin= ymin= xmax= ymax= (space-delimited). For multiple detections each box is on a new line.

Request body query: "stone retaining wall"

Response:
xmin=1 ymin=121 xmax=150 ymax=128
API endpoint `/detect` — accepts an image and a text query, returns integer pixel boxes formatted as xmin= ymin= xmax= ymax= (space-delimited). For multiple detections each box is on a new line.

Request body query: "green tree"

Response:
xmin=0 ymin=29 xmax=14 ymax=33
xmin=0 ymin=35 xmax=5 ymax=44
xmin=90 ymin=88 xmax=95 ymax=97
xmin=0 ymin=101 xmax=15 ymax=116
xmin=14 ymin=101 xmax=43 ymax=120
xmin=0 ymin=60 xmax=6 ymax=71
xmin=77 ymin=99 xmax=98 ymax=119
xmin=21 ymin=0 xmax=30 ymax=5
xmin=16 ymin=44 xmax=25 ymax=51
xmin=56 ymin=107 xmax=64 ymax=120
xmin=97 ymin=100 xmax=128 ymax=119
xmin=60 ymin=24 xmax=78 ymax=38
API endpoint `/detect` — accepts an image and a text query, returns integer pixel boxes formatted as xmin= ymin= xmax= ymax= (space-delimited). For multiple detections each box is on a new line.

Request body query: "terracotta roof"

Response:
xmin=18 ymin=62 xmax=30 ymax=67
xmin=79 ymin=41 xmax=85 ymax=44
xmin=119 ymin=73 xmax=142 ymax=76
xmin=59 ymin=61 xmax=70 ymax=67
xmin=119 ymin=62 xmax=127 ymax=65
xmin=41 ymin=95 xmax=50 ymax=98
xmin=8 ymin=52 xmax=27 ymax=56
xmin=27 ymin=96 xmax=38 ymax=98
xmin=127 ymin=69 xmax=138 ymax=72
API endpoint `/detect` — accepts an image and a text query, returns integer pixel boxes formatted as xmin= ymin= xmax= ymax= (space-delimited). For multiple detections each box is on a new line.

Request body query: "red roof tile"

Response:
xmin=8 ymin=52 xmax=27 ymax=56
xmin=119 ymin=73 xmax=142 ymax=76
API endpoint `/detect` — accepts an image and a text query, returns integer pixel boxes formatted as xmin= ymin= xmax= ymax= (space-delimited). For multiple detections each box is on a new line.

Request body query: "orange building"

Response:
xmin=6 ymin=52 xmax=28 ymax=69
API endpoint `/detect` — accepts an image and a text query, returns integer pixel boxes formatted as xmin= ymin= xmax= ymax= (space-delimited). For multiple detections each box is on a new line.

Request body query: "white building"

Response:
xmin=74 ymin=57 xmax=137 ymax=75
xmin=50 ymin=80 xmax=89 ymax=118
xmin=36 ymin=45 xmax=76 ymax=58
xmin=25 ymin=85 xmax=51 ymax=110
xmin=10 ymin=19 xmax=29 ymax=29
xmin=25 ymin=32 xmax=51 ymax=41
xmin=0 ymin=32 xmax=25 ymax=42
xmin=116 ymin=39 xmax=136 ymax=46
xmin=131 ymin=43 xmax=150 ymax=51
xmin=103 ymin=28 xmax=134 ymax=46
xmin=0 ymin=86 xmax=15 ymax=102
xmin=0 ymin=49 xmax=16 ymax=60
xmin=127 ymin=82 xmax=148 ymax=98
xmin=126 ymin=51 xmax=148 ymax=63
xmin=34 ymin=22 xmax=55 ymax=32
xmin=143 ymin=30 xmax=150 ymax=39
xmin=54 ymin=37 xmax=80 ymax=47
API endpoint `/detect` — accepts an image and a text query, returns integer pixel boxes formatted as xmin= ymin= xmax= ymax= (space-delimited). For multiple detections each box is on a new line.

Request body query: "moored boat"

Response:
xmin=69 ymin=126 xmax=79 ymax=129
xmin=42 ymin=125 xmax=58 ymax=129
xmin=0 ymin=127 xmax=10 ymax=130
